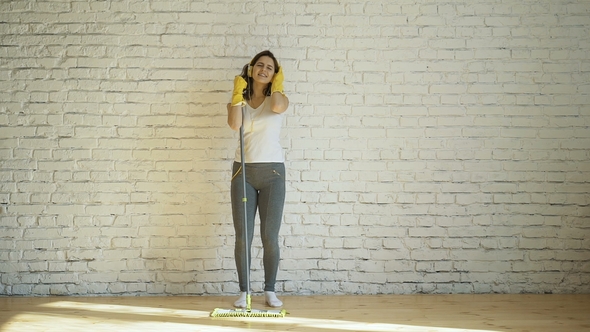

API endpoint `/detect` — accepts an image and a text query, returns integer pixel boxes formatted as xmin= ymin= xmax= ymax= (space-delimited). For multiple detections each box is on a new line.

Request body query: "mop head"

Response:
xmin=210 ymin=307 xmax=287 ymax=318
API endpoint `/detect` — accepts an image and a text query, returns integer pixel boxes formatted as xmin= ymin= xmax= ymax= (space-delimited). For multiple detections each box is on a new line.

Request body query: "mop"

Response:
xmin=211 ymin=106 xmax=287 ymax=318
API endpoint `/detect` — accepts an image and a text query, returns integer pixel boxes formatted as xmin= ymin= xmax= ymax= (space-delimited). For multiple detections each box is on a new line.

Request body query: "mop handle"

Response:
xmin=239 ymin=105 xmax=251 ymax=310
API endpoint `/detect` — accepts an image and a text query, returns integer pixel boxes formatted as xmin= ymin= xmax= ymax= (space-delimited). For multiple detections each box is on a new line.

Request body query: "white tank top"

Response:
xmin=235 ymin=97 xmax=285 ymax=163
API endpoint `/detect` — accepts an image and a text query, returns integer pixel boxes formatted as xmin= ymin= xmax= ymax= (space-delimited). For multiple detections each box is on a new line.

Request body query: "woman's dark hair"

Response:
xmin=240 ymin=50 xmax=279 ymax=101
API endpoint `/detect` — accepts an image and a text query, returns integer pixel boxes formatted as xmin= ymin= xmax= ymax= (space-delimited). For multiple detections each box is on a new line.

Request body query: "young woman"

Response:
xmin=227 ymin=50 xmax=289 ymax=308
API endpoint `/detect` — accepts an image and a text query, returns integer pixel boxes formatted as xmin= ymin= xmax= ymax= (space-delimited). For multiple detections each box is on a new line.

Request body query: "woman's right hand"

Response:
xmin=231 ymin=76 xmax=247 ymax=106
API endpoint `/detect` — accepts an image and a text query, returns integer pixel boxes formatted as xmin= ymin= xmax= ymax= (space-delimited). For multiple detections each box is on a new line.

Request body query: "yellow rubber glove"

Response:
xmin=231 ymin=76 xmax=247 ymax=106
xmin=271 ymin=66 xmax=284 ymax=95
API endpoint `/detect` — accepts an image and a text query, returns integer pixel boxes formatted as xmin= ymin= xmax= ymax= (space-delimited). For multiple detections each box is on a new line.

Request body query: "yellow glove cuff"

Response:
xmin=231 ymin=95 xmax=245 ymax=107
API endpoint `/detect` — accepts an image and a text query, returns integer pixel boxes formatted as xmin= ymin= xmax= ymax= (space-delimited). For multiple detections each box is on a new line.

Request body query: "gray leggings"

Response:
xmin=231 ymin=162 xmax=286 ymax=292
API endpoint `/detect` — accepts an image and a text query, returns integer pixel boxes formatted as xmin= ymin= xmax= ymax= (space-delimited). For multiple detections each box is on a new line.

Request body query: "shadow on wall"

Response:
xmin=8 ymin=69 xmax=238 ymax=296
xmin=122 ymin=76 xmax=238 ymax=295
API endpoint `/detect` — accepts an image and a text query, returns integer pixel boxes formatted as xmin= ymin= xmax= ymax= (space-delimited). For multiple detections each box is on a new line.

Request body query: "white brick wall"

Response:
xmin=1 ymin=0 xmax=589 ymax=296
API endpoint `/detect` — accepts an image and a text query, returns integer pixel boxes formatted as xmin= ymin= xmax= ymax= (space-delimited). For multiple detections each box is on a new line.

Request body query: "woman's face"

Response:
xmin=251 ymin=56 xmax=275 ymax=84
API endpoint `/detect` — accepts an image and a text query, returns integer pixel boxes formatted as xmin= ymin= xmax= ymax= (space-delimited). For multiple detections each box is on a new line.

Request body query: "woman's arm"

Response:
xmin=270 ymin=92 xmax=289 ymax=114
xmin=227 ymin=103 xmax=243 ymax=131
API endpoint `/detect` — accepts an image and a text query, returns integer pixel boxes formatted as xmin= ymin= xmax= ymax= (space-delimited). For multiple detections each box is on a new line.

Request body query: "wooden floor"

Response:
xmin=0 ymin=294 xmax=589 ymax=331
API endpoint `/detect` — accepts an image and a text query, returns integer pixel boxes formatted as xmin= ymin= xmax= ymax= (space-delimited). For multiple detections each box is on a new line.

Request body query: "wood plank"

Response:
xmin=0 ymin=294 xmax=589 ymax=331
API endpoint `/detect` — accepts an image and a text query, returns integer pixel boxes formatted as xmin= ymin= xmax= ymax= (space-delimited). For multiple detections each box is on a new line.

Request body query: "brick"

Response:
xmin=410 ymin=249 xmax=450 ymax=261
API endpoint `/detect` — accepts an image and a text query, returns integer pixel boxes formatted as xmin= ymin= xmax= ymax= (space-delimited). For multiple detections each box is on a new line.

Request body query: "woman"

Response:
xmin=227 ymin=50 xmax=289 ymax=308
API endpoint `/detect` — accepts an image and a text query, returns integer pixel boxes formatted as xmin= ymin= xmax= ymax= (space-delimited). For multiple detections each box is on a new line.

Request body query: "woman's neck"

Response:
xmin=251 ymin=81 xmax=267 ymax=99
